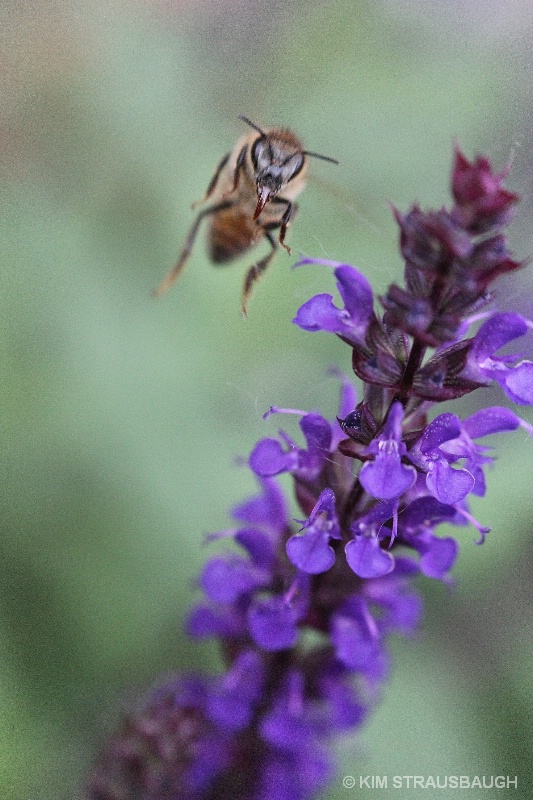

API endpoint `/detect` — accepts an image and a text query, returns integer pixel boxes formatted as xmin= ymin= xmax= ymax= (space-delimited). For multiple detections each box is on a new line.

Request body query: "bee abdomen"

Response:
xmin=208 ymin=209 xmax=259 ymax=263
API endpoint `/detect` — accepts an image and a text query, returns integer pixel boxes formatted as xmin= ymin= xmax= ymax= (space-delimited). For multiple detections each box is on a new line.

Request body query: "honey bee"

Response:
xmin=152 ymin=115 xmax=338 ymax=315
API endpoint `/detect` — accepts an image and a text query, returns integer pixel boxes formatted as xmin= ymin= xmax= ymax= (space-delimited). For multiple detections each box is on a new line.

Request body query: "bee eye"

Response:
xmin=251 ymin=138 xmax=271 ymax=171
xmin=283 ymin=153 xmax=304 ymax=180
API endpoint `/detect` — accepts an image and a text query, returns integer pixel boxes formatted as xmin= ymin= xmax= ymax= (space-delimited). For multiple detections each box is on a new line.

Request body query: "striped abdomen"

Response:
xmin=207 ymin=208 xmax=263 ymax=264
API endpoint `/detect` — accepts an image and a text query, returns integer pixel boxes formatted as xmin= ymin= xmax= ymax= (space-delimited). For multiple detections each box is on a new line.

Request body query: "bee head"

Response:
xmin=237 ymin=115 xmax=337 ymax=221
xmin=252 ymin=138 xmax=304 ymax=219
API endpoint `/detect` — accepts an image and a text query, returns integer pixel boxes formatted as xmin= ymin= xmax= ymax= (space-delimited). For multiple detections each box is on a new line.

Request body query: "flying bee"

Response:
xmin=152 ymin=115 xmax=338 ymax=315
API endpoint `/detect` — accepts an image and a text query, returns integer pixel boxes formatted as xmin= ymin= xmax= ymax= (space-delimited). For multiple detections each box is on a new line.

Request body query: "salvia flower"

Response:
xmin=292 ymin=259 xmax=374 ymax=345
xmin=466 ymin=312 xmax=533 ymax=404
xmin=359 ymin=401 xmax=417 ymax=501
xmin=286 ymin=488 xmax=341 ymax=574
xmin=86 ymin=148 xmax=532 ymax=800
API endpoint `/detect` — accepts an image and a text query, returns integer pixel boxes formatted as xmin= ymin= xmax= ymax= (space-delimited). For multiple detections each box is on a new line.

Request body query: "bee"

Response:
xmin=152 ymin=115 xmax=338 ymax=315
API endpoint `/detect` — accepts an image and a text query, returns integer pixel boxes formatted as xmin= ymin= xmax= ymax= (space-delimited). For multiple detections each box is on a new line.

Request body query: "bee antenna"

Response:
xmin=238 ymin=115 xmax=266 ymax=137
xmin=303 ymin=150 xmax=339 ymax=165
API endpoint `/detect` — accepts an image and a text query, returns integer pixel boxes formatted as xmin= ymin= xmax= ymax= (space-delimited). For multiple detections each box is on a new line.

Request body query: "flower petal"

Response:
xmin=461 ymin=406 xmax=522 ymax=437
xmin=293 ymin=294 xmax=349 ymax=335
xmin=247 ymin=596 xmax=300 ymax=651
xmin=345 ymin=536 xmax=395 ymax=578
xmin=334 ymin=264 xmax=374 ymax=321
xmin=472 ymin=312 xmax=527 ymax=362
xmin=286 ymin=529 xmax=335 ymax=574
xmin=360 ymin=456 xmax=416 ymax=500
xmin=418 ymin=413 xmax=462 ymax=453
xmin=426 ymin=460 xmax=474 ymax=504
xmin=419 ymin=536 xmax=458 ymax=579
xmin=200 ymin=556 xmax=265 ymax=603
xmin=501 ymin=360 xmax=533 ymax=404
xmin=249 ymin=438 xmax=297 ymax=476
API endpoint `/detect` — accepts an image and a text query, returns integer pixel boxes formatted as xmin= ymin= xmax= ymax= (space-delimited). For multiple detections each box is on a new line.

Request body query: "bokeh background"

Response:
xmin=2 ymin=1 xmax=533 ymax=798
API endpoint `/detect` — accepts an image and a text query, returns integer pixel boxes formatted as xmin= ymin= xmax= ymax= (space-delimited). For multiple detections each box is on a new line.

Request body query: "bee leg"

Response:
xmin=192 ymin=152 xmax=230 ymax=208
xmin=241 ymin=232 xmax=277 ymax=316
xmin=220 ymin=144 xmax=247 ymax=200
xmin=271 ymin=198 xmax=298 ymax=254
xmin=152 ymin=199 xmax=233 ymax=298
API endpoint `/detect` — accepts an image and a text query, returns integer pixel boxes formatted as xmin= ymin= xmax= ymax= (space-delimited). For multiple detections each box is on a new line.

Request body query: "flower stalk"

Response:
xmin=86 ymin=148 xmax=532 ymax=800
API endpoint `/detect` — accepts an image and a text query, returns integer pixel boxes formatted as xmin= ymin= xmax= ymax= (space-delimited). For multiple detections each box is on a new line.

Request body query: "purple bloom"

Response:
xmin=250 ymin=411 xmax=333 ymax=482
xmin=362 ymin=561 xmax=423 ymax=637
xmin=345 ymin=500 xmax=397 ymax=578
xmin=235 ymin=527 xmax=276 ymax=570
xmin=256 ymin=748 xmax=333 ymax=800
xmin=247 ymin=574 xmax=310 ymax=651
xmin=232 ymin=475 xmax=289 ymax=534
xmin=461 ymin=405 xmax=532 ymax=438
xmin=330 ymin=596 xmax=387 ymax=677
xmin=359 ymin=402 xmax=417 ymax=500
xmin=466 ymin=312 xmax=533 ymax=404
xmin=407 ymin=412 xmax=475 ymax=504
xmin=318 ymin=665 xmax=367 ymax=731
xmin=443 ymin=406 xmax=532 ymax=497
xmin=286 ymin=488 xmax=341 ymax=574
xmin=207 ymin=650 xmax=265 ymax=731
xmin=396 ymin=497 xmax=459 ymax=580
xmin=247 ymin=594 xmax=301 ymax=651
xmin=187 ymin=602 xmax=247 ymax=640
xmin=259 ymin=670 xmax=317 ymax=751
xmin=345 ymin=529 xmax=395 ymax=579
xmin=293 ymin=258 xmax=374 ymax=345
xmin=249 ymin=436 xmax=299 ymax=476
xmin=199 ymin=554 xmax=268 ymax=603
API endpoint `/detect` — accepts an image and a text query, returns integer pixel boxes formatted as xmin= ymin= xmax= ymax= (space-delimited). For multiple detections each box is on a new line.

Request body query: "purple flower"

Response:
xmin=248 ymin=436 xmax=299 ymax=475
xmin=292 ymin=259 xmax=374 ymax=345
xmin=361 ymin=561 xmax=423 ymax=637
xmin=443 ymin=406 xmax=532 ymax=497
xmin=407 ymin=412 xmax=475 ymax=504
xmin=207 ymin=650 xmax=265 ymax=731
xmin=232 ymin=475 xmax=289 ymax=535
xmin=396 ymin=497 xmax=459 ymax=580
xmin=462 ymin=405 xmax=532 ymax=440
xmin=317 ymin=664 xmax=367 ymax=731
xmin=250 ymin=411 xmax=333 ymax=482
xmin=330 ymin=596 xmax=387 ymax=678
xmin=345 ymin=501 xmax=396 ymax=578
xmin=359 ymin=401 xmax=417 ymax=500
xmin=345 ymin=532 xmax=395 ymax=578
xmin=286 ymin=488 xmax=341 ymax=574
xmin=256 ymin=748 xmax=333 ymax=800
xmin=259 ymin=670 xmax=317 ymax=751
xmin=187 ymin=600 xmax=247 ymax=640
xmin=258 ymin=669 xmax=337 ymax=799
xmin=247 ymin=594 xmax=301 ymax=651
xmin=466 ymin=312 xmax=533 ymax=404
xmin=247 ymin=574 xmax=310 ymax=651
xmin=200 ymin=554 xmax=268 ymax=604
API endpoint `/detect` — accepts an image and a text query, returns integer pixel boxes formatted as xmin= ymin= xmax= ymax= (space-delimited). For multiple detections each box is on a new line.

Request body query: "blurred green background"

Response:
xmin=2 ymin=1 xmax=533 ymax=798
